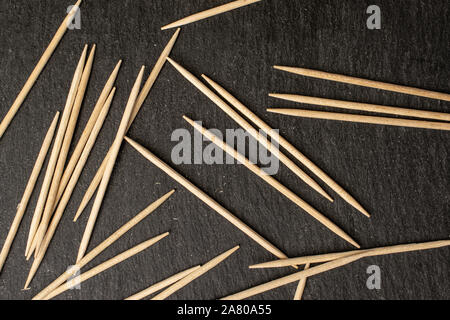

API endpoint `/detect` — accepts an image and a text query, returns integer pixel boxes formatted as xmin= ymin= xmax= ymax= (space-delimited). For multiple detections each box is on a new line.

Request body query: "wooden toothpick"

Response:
xmin=74 ymin=29 xmax=181 ymax=221
xmin=76 ymin=66 xmax=145 ymax=263
xmin=125 ymin=266 xmax=201 ymax=300
xmin=0 ymin=0 xmax=82 ymax=138
xmin=161 ymin=0 xmax=262 ymax=30
xmin=43 ymin=233 xmax=170 ymax=300
xmin=267 ymin=108 xmax=450 ymax=131
xmin=203 ymin=74 xmax=372 ymax=217
xmin=274 ymin=66 xmax=450 ymax=102
xmin=249 ymin=239 xmax=450 ymax=269
xmin=33 ymin=44 xmax=95 ymax=255
xmin=223 ymin=239 xmax=450 ymax=300
xmin=23 ymin=88 xmax=116 ymax=289
xmin=25 ymin=45 xmax=87 ymax=258
xmin=56 ymin=60 xmax=122 ymax=203
xmin=0 ymin=112 xmax=59 ymax=273
xmin=152 ymin=246 xmax=240 ymax=300
xmin=124 ymin=137 xmax=290 ymax=261
xmin=183 ymin=117 xmax=359 ymax=248
xmin=293 ymin=263 xmax=310 ymax=300
xmin=32 ymin=190 xmax=174 ymax=299
xmin=270 ymin=93 xmax=450 ymax=122
xmin=167 ymin=59 xmax=333 ymax=203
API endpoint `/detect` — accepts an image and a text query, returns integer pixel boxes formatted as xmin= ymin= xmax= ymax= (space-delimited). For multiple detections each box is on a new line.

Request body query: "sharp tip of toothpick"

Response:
xmin=22 ymin=287 xmax=31 ymax=291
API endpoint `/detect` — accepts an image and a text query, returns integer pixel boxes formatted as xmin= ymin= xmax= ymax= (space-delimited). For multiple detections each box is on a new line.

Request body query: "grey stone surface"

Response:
xmin=0 ymin=0 xmax=448 ymax=300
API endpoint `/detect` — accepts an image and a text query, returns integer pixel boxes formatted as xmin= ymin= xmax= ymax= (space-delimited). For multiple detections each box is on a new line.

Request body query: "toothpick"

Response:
xmin=33 ymin=44 xmax=95 ymax=254
xmin=76 ymin=66 xmax=145 ymax=263
xmin=56 ymin=60 xmax=122 ymax=203
xmin=23 ymin=89 xmax=116 ymax=289
xmin=161 ymin=0 xmax=262 ymax=30
xmin=152 ymin=246 xmax=240 ymax=300
xmin=270 ymin=93 xmax=450 ymax=122
xmin=125 ymin=266 xmax=201 ymax=300
xmin=124 ymin=137 xmax=290 ymax=261
xmin=32 ymin=190 xmax=174 ymax=298
xmin=74 ymin=29 xmax=180 ymax=221
xmin=222 ymin=253 xmax=365 ymax=300
xmin=0 ymin=112 xmax=59 ymax=272
xmin=267 ymin=108 xmax=450 ymax=131
xmin=43 ymin=233 xmax=170 ymax=300
xmin=0 ymin=1 xmax=82 ymax=138
xmin=274 ymin=66 xmax=450 ymax=102
xmin=249 ymin=239 xmax=450 ymax=269
xmin=167 ymin=59 xmax=333 ymax=203
xmin=25 ymin=45 xmax=87 ymax=257
xmin=293 ymin=263 xmax=310 ymax=300
xmin=203 ymin=75 xmax=371 ymax=217
xmin=223 ymin=239 xmax=450 ymax=300
xmin=183 ymin=117 xmax=359 ymax=248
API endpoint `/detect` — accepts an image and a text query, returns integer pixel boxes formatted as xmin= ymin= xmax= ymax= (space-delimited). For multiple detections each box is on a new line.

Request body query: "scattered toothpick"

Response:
xmin=25 ymin=45 xmax=87 ymax=258
xmin=152 ymin=246 xmax=240 ymax=300
xmin=0 ymin=0 xmax=83 ymax=138
xmin=56 ymin=59 xmax=122 ymax=203
xmin=249 ymin=239 xmax=450 ymax=269
xmin=274 ymin=66 xmax=450 ymax=102
xmin=33 ymin=44 xmax=95 ymax=255
xmin=0 ymin=112 xmax=59 ymax=272
xmin=124 ymin=137 xmax=290 ymax=261
xmin=161 ymin=0 xmax=262 ymax=30
xmin=125 ymin=266 xmax=201 ymax=300
xmin=167 ymin=58 xmax=333 ymax=203
xmin=23 ymin=88 xmax=116 ymax=289
xmin=76 ymin=66 xmax=145 ymax=263
xmin=43 ymin=233 xmax=170 ymax=300
xmin=32 ymin=190 xmax=174 ymax=299
xmin=223 ymin=239 xmax=450 ymax=300
xmin=270 ymin=93 xmax=450 ymax=122
xmin=293 ymin=263 xmax=310 ymax=300
xmin=267 ymin=108 xmax=450 ymax=131
xmin=74 ymin=29 xmax=180 ymax=221
xmin=203 ymin=74 xmax=372 ymax=217
xmin=183 ymin=117 xmax=359 ymax=248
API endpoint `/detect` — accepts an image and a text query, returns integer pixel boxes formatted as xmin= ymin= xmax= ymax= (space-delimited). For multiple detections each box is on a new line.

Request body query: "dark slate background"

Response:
xmin=0 ymin=0 xmax=448 ymax=300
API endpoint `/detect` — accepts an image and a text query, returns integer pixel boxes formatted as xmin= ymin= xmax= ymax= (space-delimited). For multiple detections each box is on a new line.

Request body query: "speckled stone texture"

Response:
xmin=0 ymin=0 xmax=448 ymax=300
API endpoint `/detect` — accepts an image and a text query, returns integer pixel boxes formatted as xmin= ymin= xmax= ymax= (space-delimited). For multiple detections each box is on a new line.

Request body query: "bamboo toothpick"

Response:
xmin=125 ymin=266 xmax=201 ymax=300
xmin=152 ymin=246 xmax=240 ymax=300
xmin=184 ymin=117 xmax=359 ymax=248
xmin=25 ymin=45 xmax=87 ymax=257
xmin=0 ymin=0 xmax=82 ymax=138
xmin=250 ymin=239 xmax=450 ymax=269
xmin=223 ymin=239 xmax=450 ymax=300
xmin=32 ymin=190 xmax=174 ymax=298
xmin=161 ymin=0 xmax=262 ymax=30
xmin=56 ymin=60 xmax=122 ymax=203
xmin=76 ymin=66 xmax=145 ymax=263
xmin=267 ymin=109 xmax=450 ymax=131
xmin=203 ymin=75 xmax=370 ymax=217
xmin=124 ymin=137 xmax=290 ymax=261
xmin=23 ymin=89 xmax=116 ymax=289
xmin=270 ymin=94 xmax=450 ymax=122
xmin=0 ymin=113 xmax=59 ymax=273
xmin=167 ymin=59 xmax=333 ymax=203
xmin=293 ymin=263 xmax=310 ymax=300
xmin=33 ymin=44 xmax=95 ymax=255
xmin=43 ymin=233 xmax=170 ymax=300
xmin=274 ymin=66 xmax=450 ymax=102
xmin=74 ymin=29 xmax=180 ymax=221
xmin=222 ymin=253 xmax=365 ymax=300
